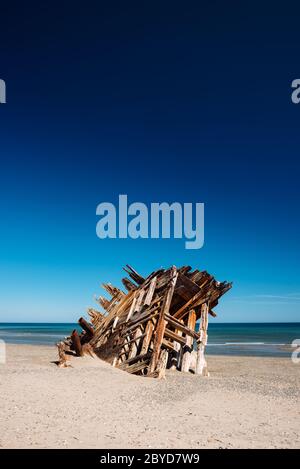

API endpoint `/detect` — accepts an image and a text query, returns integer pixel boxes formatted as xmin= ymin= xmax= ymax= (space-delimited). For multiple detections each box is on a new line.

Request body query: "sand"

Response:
xmin=0 ymin=344 xmax=299 ymax=449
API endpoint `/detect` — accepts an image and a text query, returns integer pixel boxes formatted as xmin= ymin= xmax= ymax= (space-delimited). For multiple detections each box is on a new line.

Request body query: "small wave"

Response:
xmin=207 ymin=342 xmax=288 ymax=346
xmin=0 ymin=332 xmax=66 ymax=338
xmin=225 ymin=342 xmax=265 ymax=345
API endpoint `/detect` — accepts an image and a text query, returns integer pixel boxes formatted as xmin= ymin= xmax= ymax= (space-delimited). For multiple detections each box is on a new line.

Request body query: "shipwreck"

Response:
xmin=57 ymin=265 xmax=232 ymax=378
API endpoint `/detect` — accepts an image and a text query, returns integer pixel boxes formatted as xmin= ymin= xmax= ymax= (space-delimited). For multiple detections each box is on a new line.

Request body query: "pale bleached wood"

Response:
xmin=126 ymin=296 xmax=137 ymax=322
xmin=128 ymin=327 xmax=143 ymax=359
xmin=195 ymin=303 xmax=209 ymax=376
xmin=118 ymin=334 xmax=132 ymax=363
xmin=181 ymin=310 xmax=196 ymax=372
xmin=144 ymin=276 xmax=157 ymax=306
xmin=102 ymin=283 xmax=124 ymax=298
xmin=156 ymin=349 xmax=169 ymax=379
xmin=57 ymin=342 xmax=69 ymax=367
xmin=140 ymin=319 xmax=155 ymax=355
xmin=170 ymin=321 xmax=183 ymax=370
xmin=134 ymin=289 xmax=146 ymax=314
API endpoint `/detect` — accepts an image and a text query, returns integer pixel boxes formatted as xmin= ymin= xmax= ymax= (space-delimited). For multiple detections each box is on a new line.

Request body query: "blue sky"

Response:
xmin=0 ymin=2 xmax=299 ymax=322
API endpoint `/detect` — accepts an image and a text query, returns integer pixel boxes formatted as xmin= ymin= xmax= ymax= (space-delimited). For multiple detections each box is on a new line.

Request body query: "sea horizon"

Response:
xmin=1 ymin=322 xmax=299 ymax=357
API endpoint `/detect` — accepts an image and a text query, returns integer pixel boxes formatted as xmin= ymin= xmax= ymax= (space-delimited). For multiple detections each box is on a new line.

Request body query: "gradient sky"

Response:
xmin=0 ymin=2 xmax=299 ymax=322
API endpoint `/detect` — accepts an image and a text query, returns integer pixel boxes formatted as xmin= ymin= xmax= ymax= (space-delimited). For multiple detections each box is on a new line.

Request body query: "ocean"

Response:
xmin=0 ymin=322 xmax=299 ymax=357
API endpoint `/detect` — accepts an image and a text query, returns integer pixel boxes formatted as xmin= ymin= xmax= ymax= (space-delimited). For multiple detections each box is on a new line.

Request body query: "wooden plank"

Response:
xmin=123 ymin=264 xmax=145 ymax=285
xmin=101 ymin=283 xmax=124 ymax=297
xmin=118 ymin=334 xmax=132 ymax=363
xmin=144 ymin=276 xmax=157 ymax=306
xmin=195 ymin=303 xmax=209 ymax=376
xmin=181 ymin=310 xmax=196 ymax=372
xmin=128 ymin=327 xmax=143 ymax=359
xmin=173 ymin=279 xmax=214 ymax=319
xmin=140 ymin=319 xmax=155 ymax=355
xmin=119 ymin=332 xmax=147 ymax=353
xmin=71 ymin=330 xmax=83 ymax=357
xmin=122 ymin=277 xmax=137 ymax=291
xmin=156 ymin=349 xmax=168 ymax=379
xmin=97 ymin=296 xmax=111 ymax=311
xmin=173 ymin=290 xmax=204 ymax=319
xmin=162 ymin=338 xmax=177 ymax=352
xmin=175 ymin=273 xmax=201 ymax=299
xmin=112 ymin=316 xmax=119 ymax=331
xmin=134 ymin=289 xmax=146 ymax=313
xmin=121 ymin=360 xmax=149 ymax=374
xmin=178 ymin=266 xmax=192 ymax=275
xmin=164 ymin=313 xmax=200 ymax=340
xmin=118 ymin=352 xmax=151 ymax=367
xmin=126 ymin=297 xmax=137 ymax=322
xmin=148 ymin=267 xmax=178 ymax=373
xmin=78 ymin=317 xmax=94 ymax=336
xmin=57 ymin=342 xmax=69 ymax=367
xmin=170 ymin=320 xmax=183 ymax=370
xmin=123 ymin=309 xmax=159 ymax=333
xmin=164 ymin=327 xmax=186 ymax=346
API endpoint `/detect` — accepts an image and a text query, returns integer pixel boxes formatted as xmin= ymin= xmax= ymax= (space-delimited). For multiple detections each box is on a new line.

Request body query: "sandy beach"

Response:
xmin=0 ymin=344 xmax=299 ymax=449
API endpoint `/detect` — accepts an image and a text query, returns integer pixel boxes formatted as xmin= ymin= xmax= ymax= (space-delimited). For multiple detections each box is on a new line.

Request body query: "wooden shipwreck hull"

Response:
xmin=57 ymin=265 xmax=232 ymax=378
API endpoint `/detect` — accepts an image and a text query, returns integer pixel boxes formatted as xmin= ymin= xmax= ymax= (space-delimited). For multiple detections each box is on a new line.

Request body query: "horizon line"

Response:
xmin=0 ymin=321 xmax=299 ymax=325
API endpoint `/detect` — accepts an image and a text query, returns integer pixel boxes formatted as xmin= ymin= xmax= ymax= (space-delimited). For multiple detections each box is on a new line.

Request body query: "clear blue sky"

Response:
xmin=0 ymin=2 xmax=299 ymax=322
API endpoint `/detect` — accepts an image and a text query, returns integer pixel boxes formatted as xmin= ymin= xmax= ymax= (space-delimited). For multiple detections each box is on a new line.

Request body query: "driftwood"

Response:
xmin=57 ymin=265 xmax=232 ymax=378
xmin=57 ymin=341 xmax=69 ymax=367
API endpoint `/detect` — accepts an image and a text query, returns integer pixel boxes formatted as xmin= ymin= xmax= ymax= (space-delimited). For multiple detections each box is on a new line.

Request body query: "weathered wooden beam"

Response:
xmin=162 ymin=338 xmax=177 ymax=352
xmin=164 ymin=327 xmax=186 ymax=346
xmin=119 ymin=332 xmax=147 ymax=357
xmin=96 ymin=296 xmax=111 ymax=311
xmin=118 ymin=334 xmax=132 ymax=363
xmin=195 ymin=302 xmax=209 ymax=376
xmin=140 ymin=319 xmax=155 ymax=355
xmin=71 ymin=330 xmax=83 ymax=357
xmin=170 ymin=321 xmax=183 ymax=370
xmin=149 ymin=267 xmax=178 ymax=374
xmin=173 ymin=279 xmax=214 ymax=319
xmin=102 ymin=283 xmax=124 ymax=297
xmin=128 ymin=327 xmax=143 ymax=359
xmin=164 ymin=313 xmax=200 ymax=340
xmin=120 ymin=359 xmax=149 ymax=374
xmin=181 ymin=310 xmax=196 ymax=372
xmin=78 ymin=317 xmax=94 ymax=336
xmin=156 ymin=349 xmax=169 ymax=379
xmin=123 ymin=265 xmax=145 ymax=285
xmin=175 ymin=273 xmax=201 ymax=299
xmin=57 ymin=342 xmax=69 ymax=367
xmin=123 ymin=309 xmax=159 ymax=333
xmin=122 ymin=277 xmax=137 ymax=291
xmin=209 ymin=309 xmax=217 ymax=318
xmin=144 ymin=276 xmax=157 ymax=306
xmin=125 ymin=296 xmax=137 ymax=322
xmin=134 ymin=289 xmax=146 ymax=313
xmin=118 ymin=352 xmax=151 ymax=367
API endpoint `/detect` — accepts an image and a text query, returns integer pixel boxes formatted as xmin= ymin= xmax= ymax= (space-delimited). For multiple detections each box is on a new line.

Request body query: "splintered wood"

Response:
xmin=57 ymin=265 xmax=232 ymax=378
